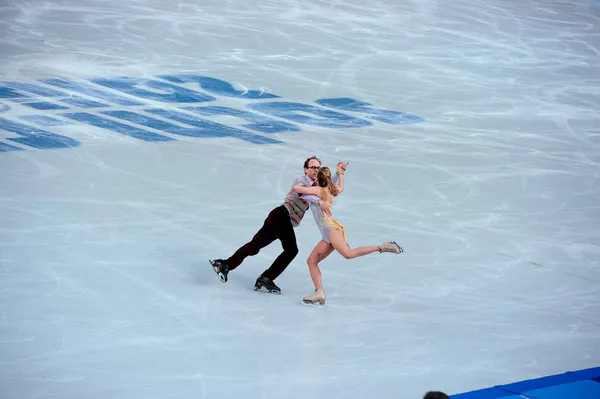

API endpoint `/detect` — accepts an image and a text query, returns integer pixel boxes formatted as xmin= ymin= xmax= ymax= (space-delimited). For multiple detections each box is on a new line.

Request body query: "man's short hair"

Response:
xmin=303 ymin=156 xmax=321 ymax=169
xmin=424 ymin=391 xmax=449 ymax=399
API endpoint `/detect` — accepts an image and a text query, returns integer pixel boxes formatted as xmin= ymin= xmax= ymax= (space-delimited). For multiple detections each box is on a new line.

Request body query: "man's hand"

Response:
xmin=319 ymin=200 xmax=332 ymax=217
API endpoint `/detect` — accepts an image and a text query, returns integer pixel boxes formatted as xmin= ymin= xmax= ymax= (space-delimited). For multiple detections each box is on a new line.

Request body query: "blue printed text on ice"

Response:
xmin=0 ymin=74 xmax=424 ymax=151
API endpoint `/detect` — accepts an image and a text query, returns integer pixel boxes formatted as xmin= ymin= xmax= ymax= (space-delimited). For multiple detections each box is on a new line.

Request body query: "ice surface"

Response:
xmin=1 ymin=0 xmax=599 ymax=398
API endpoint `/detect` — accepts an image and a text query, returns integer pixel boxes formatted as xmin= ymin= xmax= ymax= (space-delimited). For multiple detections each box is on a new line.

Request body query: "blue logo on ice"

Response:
xmin=0 ymin=74 xmax=424 ymax=151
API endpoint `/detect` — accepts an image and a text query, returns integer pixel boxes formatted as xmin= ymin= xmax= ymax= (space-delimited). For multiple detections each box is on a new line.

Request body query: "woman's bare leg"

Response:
xmin=329 ymin=230 xmax=380 ymax=259
xmin=306 ymin=240 xmax=334 ymax=290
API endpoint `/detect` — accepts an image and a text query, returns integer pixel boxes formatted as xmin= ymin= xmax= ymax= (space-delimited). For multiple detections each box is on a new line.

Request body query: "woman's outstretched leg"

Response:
xmin=329 ymin=230 xmax=380 ymax=259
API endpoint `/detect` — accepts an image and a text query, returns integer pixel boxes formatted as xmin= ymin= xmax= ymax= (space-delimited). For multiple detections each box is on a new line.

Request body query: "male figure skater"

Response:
xmin=210 ymin=156 xmax=347 ymax=294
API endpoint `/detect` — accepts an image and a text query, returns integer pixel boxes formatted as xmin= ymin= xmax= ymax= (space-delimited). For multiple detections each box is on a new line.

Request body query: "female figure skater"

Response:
xmin=291 ymin=165 xmax=402 ymax=305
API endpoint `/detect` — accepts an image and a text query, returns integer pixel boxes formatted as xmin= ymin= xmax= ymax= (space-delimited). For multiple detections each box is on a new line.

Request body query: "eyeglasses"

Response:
xmin=306 ymin=166 xmax=320 ymax=170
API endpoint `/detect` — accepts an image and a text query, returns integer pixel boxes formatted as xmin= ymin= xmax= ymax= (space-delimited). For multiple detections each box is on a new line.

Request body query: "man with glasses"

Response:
xmin=210 ymin=156 xmax=348 ymax=294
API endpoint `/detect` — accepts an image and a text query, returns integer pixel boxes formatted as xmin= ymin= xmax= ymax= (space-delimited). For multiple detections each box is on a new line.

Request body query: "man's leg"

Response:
xmin=260 ymin=208 xmax=299 ymax=281
xmin=211 ymin=207 xmax=280 ymax=282
xmin=227 ymin=210 xmax=279 ymax=270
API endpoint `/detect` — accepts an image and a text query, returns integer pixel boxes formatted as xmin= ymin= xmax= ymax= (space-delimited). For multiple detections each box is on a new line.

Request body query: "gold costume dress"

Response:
xmin=314 ymin=187 xmax=347 ymax=243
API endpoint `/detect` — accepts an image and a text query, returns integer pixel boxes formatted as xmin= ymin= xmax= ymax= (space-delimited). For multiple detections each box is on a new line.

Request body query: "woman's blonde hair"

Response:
xmin=317 ymin=167 xmax=339 ymax=197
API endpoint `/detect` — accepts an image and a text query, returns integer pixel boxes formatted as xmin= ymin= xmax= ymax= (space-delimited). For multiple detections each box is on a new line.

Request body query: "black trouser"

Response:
xmin=226 ymin=205 xmax=299 ymax=281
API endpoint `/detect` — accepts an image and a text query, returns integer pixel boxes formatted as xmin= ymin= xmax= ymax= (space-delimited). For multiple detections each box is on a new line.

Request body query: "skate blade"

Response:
xmin=209 ymin=260 xmax=227 ymax=283
xmin=392 ymin=241 xmax=404 ymax=253
xmin=254 ymin=286 xmax=281 ymax=295
xmin=302 ymin=299 xmax=325 ymax=308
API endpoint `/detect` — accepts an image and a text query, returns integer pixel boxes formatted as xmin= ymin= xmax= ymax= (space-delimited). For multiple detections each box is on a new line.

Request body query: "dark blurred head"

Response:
xmin=423 ymin=392 xmax=449 ymax=399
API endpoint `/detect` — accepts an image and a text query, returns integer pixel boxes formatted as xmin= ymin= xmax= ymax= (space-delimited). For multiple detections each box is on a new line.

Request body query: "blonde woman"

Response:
xmin=291 ymin=165 xmax=402 ymax=305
